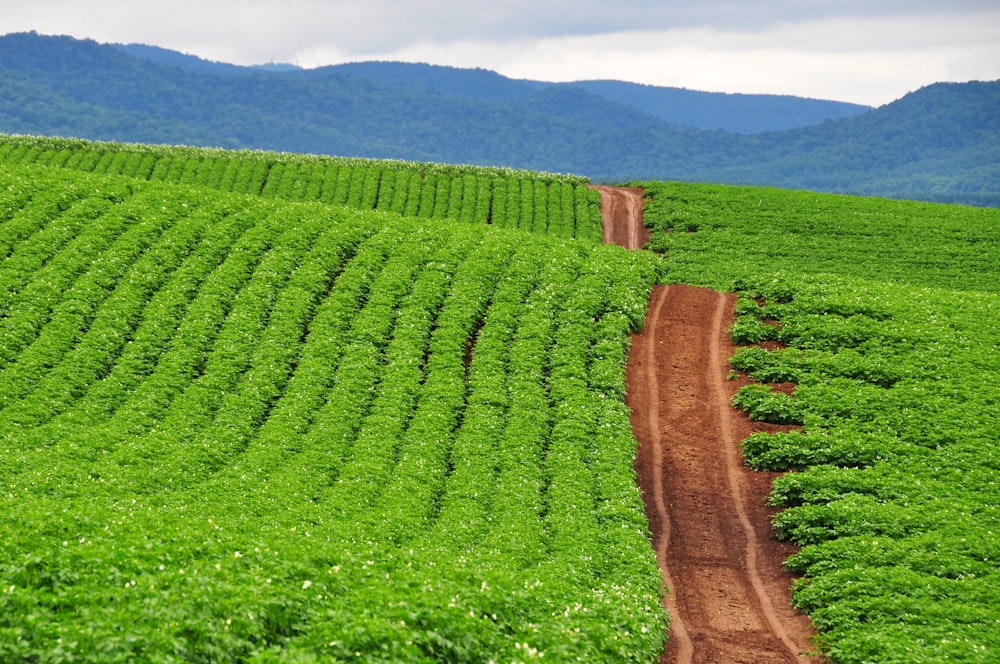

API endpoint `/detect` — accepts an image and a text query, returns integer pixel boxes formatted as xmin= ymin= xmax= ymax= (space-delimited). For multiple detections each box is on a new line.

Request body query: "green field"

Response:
xmin=641 ymin=181 xmax=1000 ymax=663
xmin=1 ymin=137 xmax=999 ymax=663
xmin=0 ymin=135 xmax=604 ymax=242
xmin=0 ymin=152 xmax=663 ymax=662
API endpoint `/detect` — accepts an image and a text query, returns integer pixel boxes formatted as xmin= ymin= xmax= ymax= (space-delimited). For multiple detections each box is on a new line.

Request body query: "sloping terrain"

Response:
xmin=3 ymin=32 xmax=998 ymax=205
xmin=596 ymin=187 xmax=819 ymax=663
xmin=4 ymin=138 xmax=999 ymax=663
xmin=0 ymin=160 xmax=667 ymax=662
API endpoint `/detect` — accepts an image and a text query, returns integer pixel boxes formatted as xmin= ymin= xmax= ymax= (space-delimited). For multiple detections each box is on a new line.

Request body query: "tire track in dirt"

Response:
xmin=596 ymin=186 xmax=819 ymax=663
xmin=639 ymin=285 xmax=694 ymax=662
xmin=591 ymin=185 xmax=649 ymax=250
xmin=708 ymin=291 xmax=813 ymax=663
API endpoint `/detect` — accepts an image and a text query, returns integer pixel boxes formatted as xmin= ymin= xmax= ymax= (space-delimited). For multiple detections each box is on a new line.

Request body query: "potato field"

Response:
xmin=642 ymin=181 xmax=1000 ymax=663
xmin=2 ymin=135 xmax=999 ymax=663
xmin=0 ymin=148 xmax=663 ymax=662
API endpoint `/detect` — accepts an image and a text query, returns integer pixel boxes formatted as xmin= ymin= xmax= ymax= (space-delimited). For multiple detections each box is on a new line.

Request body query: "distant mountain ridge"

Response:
xmin=113 ymin=42 xmax=871 ymax=134
xmin=322 ymin=62 xmax=872 ymax=134
xmin=115 ymin=43 xmax=306 ymax=75
xmin=2 ymin=31 xmax=998 ymax=206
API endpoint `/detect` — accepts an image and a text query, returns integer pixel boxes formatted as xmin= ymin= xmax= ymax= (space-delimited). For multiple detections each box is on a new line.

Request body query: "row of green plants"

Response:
xmin=0 ymin=134 xmax=604 ymax=241
xmin=0 ymin=161 xmax=666 ymax=662
xmin=12 ymin=133 xmax=997 ymax=662
xmin=641 ymin=181 xmax=1000 ymax=293
xmin=640 ymin=180 xmax=1000 ymax=663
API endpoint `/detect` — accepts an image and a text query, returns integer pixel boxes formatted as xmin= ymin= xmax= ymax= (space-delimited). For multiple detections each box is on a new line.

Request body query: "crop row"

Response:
xmin=640 ymin=180 xmax=1000 ymax=293
xmin=0 ymin=134 xmax=604 ymax=242
xmin=639 ymin=180 xmax=1000 ymax=663
xmin=0 ymin=162 xmax=665 ymax=662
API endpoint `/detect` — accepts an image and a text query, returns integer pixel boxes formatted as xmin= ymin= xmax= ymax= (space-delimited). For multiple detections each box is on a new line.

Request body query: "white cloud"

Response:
xmin=296 ymin=11 xmax=1000 ymax=105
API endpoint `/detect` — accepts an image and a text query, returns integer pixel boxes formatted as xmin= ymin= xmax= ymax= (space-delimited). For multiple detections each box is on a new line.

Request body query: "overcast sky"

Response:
xmin=5 ymin=0 xmax=1000 ymax=106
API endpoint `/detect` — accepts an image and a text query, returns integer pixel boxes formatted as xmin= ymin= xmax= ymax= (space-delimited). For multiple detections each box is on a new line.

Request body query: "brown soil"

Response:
xmin=591 ymin=185 xmax=650 ymax=250
xmin=593 ymin=187 xmax=821 ymax=663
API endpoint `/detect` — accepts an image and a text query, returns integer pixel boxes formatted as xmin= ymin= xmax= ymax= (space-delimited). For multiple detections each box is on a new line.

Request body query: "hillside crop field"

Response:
xmin=1 ymin=135 xmax=999 ymax=663
xmin=0 ymin=135 xmax=604 ymax=242
xmin=0 ymin=152 xmax=664 ymax=662
xmin=641 ymin=181 xmax=1000 ymax=663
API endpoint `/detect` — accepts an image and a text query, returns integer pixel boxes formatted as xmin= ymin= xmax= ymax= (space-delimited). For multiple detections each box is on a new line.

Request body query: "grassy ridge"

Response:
xmin=0 ymin=160 xmax=665 ymax=662
xmin=641 ymin=181 xmax=1000 ymax=663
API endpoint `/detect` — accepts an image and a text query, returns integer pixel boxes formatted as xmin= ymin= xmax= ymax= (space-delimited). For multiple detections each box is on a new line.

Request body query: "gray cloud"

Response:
xmin=7 ymin=1 xmax=999 ymax=54
xmin=249 ymin=0 xmax=1000 ymax=55
xmin=3 ymin=0 xmax=999 ymax=104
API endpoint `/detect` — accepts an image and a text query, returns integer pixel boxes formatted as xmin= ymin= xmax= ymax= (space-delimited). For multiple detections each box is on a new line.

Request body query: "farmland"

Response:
xmin=0 ymin=154 xmax=663 ymax=662
xmin=1 ymin=136 xmax=999 ymax=663
xmin=0 ymin=135 xmax=604 ymax=242
xmin=641 ymin=181 xmax=1000 ymax=663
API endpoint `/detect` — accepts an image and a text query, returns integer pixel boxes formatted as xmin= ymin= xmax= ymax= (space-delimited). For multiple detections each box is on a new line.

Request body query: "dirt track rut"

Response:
xmin=593 ymin=187 xmax=819 ymax=663
xmin=592 ymin=185 xmax=649 ymax=250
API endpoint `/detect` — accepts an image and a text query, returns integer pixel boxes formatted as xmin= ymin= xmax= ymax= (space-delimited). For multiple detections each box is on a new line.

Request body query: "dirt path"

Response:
xmin=594 ymin=187 xmax=819 ymax=663
xmin=591 ymin=185 xmax=650 ymax=250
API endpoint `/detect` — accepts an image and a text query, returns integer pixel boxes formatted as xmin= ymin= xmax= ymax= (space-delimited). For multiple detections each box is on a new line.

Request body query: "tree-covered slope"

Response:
xmin=306 ymin=62 xmax=870 ymax=132
xmin=1 ymin=31 xmax=997 ymax=206
xmin=694 ymin=81 xmax=1000 ymax=206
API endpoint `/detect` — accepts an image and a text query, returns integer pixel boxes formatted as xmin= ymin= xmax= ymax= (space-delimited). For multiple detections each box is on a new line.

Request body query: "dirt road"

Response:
xmin=593 ymin=187 xmax=819 ymax=663
xmin=591 ymin=185 xmax=650 ymax=250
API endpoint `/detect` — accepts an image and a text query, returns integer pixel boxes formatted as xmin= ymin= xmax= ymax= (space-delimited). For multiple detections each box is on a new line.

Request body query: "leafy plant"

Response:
xmin=731 ymin=384 xmax=804 ymax=424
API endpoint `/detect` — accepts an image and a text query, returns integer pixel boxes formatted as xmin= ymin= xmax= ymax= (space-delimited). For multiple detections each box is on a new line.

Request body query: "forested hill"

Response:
xmin=290 ymin=62 xmax=871 ymax=134
xmin=2 ymin=31 xmax=998 ymax=206
xmin=112 ymin=44 xmax=872 ymax=133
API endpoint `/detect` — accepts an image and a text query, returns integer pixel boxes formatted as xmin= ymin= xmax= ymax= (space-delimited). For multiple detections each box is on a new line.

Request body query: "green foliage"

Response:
xmin=729 ymin=317 xmax=780 ymax=345
xmin=731 ymin=384 xmax=804 ymax=425
xmin=0 ymin=160 xmax=665 ymax=662
xmin=647 ymin=180 xmax=1000 ymax=662
xmin=643 ymin=181 xmax=1000 ymax=292
xmin=731 ymin=346 xmax=901 ymax=388
xmin=0 ymin=134 xmax=602 ymax=241
xmin=741 ymin=430 xmax=901 ymax=471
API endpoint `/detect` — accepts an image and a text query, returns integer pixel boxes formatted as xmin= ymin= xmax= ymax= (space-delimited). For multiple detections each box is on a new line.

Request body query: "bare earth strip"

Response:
xmin=593 ymin=186 xmax=820 ymax=663
xmin=591 ymin=185 xmax=650 ymax=250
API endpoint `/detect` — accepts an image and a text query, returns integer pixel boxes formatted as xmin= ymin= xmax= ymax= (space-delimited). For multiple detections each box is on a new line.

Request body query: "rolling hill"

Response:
xmin=1 ymin=31 xmax=997 ymax=206
xmin=2 ymin=135 xmax=998 ymax=663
